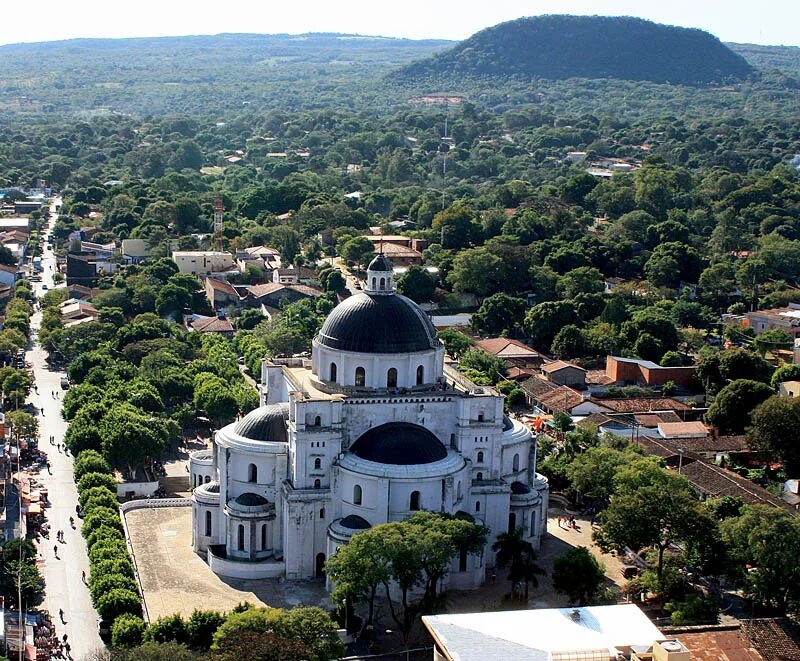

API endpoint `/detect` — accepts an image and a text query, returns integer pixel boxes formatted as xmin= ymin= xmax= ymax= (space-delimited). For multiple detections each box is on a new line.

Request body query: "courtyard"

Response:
xmin=124 ymin=505 xmax=329 ymax=621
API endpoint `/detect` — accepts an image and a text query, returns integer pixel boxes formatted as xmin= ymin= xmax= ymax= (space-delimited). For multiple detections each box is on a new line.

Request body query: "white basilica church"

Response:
xmin=190 ymin=254 xmax=549 ymax=587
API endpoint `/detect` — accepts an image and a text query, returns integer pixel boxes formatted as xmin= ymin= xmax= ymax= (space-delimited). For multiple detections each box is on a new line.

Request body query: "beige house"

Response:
xmin=172 ymin=251 xmax=235 ymax=276
xmin=779 ymin=380 xmax=800 ymax=398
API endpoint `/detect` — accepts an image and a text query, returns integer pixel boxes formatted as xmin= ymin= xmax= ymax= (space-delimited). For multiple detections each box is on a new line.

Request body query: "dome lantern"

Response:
xmin=365 ymin=253 xmax=394 ymax=295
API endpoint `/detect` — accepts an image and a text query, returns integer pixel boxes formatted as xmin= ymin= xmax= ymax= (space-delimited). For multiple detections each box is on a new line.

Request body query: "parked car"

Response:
xmin=60 ymin=377 xmax=70 ymax=389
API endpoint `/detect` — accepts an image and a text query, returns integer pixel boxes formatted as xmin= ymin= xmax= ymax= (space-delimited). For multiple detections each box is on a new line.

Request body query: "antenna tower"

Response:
xmin=213 ymin=195 xmax=224 ymax=251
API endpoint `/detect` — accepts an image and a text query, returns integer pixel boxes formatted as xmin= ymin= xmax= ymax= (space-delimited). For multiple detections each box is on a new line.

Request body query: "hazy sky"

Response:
xmin=2 ymin=0 xmax=798 ymax=47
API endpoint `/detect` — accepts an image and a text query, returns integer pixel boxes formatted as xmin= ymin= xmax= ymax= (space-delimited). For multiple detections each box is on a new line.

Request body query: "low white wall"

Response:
xmin=117 ymin=481 xmax=159 ymax=498
xmin=207 ymin=549 xmax=284 ymax=579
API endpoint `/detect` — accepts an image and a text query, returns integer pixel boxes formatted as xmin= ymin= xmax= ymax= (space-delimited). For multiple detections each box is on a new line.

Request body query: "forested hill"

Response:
xmin=395 ymin=15 xmax=754 ymax=85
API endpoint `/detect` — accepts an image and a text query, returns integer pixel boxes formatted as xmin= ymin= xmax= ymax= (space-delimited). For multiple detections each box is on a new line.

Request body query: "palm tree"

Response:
xmin=492 ymin=526 xmax=544 ymax=602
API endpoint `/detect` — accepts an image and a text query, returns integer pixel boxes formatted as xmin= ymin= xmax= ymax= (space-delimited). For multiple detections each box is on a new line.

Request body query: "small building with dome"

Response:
xmin=191 ymin=254 xmax=549 ymax=586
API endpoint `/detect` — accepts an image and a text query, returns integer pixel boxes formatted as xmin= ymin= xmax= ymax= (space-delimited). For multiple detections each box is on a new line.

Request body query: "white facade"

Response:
xmin=172 ymin=250 xmax=235 ymax=276
xmin=191 ymin=256 xmax=548 ymax=586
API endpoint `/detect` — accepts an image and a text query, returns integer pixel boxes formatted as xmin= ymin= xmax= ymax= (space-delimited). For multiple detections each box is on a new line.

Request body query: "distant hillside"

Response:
xmin=729 ymin=42 xmax=800 ymax=76
xmin=395 ymin=15 xmax=753 ymax=85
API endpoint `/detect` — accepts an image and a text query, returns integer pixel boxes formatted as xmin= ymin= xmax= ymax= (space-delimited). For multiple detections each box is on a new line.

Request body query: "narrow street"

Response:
xmin=27 ymin=198 xmax=104 ymax=658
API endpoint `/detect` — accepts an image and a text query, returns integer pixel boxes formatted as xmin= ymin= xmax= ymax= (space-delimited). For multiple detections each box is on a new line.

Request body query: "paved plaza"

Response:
xmin=124 ymin=505 xmax=329 ymax=621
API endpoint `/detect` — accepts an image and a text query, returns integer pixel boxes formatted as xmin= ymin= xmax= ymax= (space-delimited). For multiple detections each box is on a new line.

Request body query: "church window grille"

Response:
xmin=477 ymin=451 xmax=484 ymax=463
xmin=314 ymin=479 xmax=321 ymax=489
xmin=314 ymin=458 xmax=322 ymax=470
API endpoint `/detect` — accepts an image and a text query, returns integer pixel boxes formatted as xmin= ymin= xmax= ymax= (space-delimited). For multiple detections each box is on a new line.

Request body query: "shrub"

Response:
xmin=111 ymin=613 xmax=147 ymax=649
xmin=82 ymin=491 xmax=120 ymax=513
xmin=82 ymin=508 xmax=124 ymax=537
xmin=85 ymin=524 xmax=125 ymax=550
xmin=668 ymin=594 xmax=720 ymax=625
xmin=95 ymin=588 xmax=142 ymax=622
xmin=79 ymin=485 xmax=118 ymax=508
xmin=89 ymin=573 xmax=139 ymax=604
xmin=77 ymin=472 xmax=117 ymax=496
xmin=143 ymin=614 xmax=189 ymax=645
xmin=74 ymin=449 xmax=112 ymax=481
xmin=186 ymin=609 xmax=226 ymax=650
xmin=92 ymin=558 xmax=136 ymax=580
xmin=89 ymin=539 xmax=130 ymax=564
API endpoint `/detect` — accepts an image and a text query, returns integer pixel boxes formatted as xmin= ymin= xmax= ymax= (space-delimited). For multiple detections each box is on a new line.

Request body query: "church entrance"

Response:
xmin=315 ymin=552 xmax=326 ymax=578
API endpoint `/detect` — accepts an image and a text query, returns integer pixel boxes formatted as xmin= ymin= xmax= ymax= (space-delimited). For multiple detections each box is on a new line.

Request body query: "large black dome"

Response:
xmin=316 ymin=293 xmax=438 ymax=354
xmin=233 ymin=403 xmax=288 ymax=442
xmin=350 ymin=423 xmax=447 ymax=465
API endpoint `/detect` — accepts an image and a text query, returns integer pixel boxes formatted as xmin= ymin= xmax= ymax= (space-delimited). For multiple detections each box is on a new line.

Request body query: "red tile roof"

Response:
xmin=680 ymin=460 xmax=795 ymax=512
xmin=541 ymin=360 xmax=586 ymax=374
xmin=191 ymin=316 xmax=235 ymax=334
xmin=591 ymin=397 xmax=692 ymax=413
xmin=742 ymin=618 xmax=800 ymax=660
xmin=671 ymin=627 xmax=764 ymax=660
xmin=475 ymin=337 xmax=541 ymax=359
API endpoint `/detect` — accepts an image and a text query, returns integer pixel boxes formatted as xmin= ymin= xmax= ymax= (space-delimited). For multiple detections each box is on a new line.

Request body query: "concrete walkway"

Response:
xmin=28 ymin=199 xmax=104 ymax=659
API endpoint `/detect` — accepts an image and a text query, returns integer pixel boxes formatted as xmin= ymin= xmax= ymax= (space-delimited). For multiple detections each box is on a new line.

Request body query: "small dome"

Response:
xmin=199 ymin=480 xmax=220 ymax=494
xmin=350 ymin=422 xmax=447 ymax=465
xmin=340 ymin=515 xmax=371 ymax=530
xmin=503 ymin=415 xmax=514 ymax=432
xmin=368 ymin=253 xmax=393 ymax=272
xmin=233 ymin=403 xmax=289 ymax=442
xmin=235 ymin=492 xmax=269 ymax=507
xmin=510 ymin=481 xmax=531 ymax=495
xmin=316 ymin=293 xmax=438 ymax=354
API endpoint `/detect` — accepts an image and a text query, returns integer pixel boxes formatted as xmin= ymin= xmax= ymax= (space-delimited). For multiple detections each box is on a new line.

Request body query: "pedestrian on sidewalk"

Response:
xmin=41 ymin=407 xmax=45 ymax=416
xmin=46 ymin=462 xmax=51 ymax=475
xmin=59 ymin=608 xmax=64 ymax=623
xmin=53 ymin=545 xmax=58 ymax=558
xmin=81 ymin=570 xmax=86 ymax=583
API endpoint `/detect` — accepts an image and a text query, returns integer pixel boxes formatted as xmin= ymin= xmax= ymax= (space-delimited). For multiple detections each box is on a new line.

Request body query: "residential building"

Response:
xmin=121 ymin=238 xmax=151 ymax=264
xmin=204 ymin=277 xmax=242 ymax=310
xmin=244 ymin=282 xmax=322 ymax=308
xmin=363 ymin=234 xmax=427 ymax=266
xmin=745 ymin=303 xmax=800 ymax=337
xmin=236 ymin=245 xmax=282 ymax=274
xmin=172 ymin=251 xmax=235 ymax=276
xmin=779 ymin=380 xmax=800 ymax=398
xmin=540 ymin=360 xmax=587 ymax=388
xmin=189 ymin=254 xmax=548 ymax=583
xmin=60 ymin=299 xmax=99 ymax=326
xmin=474 ymin=338 xmax=546 ymax=369
xmin=605 ymin=356 xmax=696 ymax=388
xmin=423 ymin=604 xmax=666 ymax=661
xmin=186 ymin=314 xmax=236 ymax=338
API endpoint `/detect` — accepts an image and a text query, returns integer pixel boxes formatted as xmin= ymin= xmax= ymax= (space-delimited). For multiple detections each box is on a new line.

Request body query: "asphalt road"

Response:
xmin=29 ymin=198 xmax=104 ymax=658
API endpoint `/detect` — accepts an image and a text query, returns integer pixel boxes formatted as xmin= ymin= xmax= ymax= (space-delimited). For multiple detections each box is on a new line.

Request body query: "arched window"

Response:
xmin=475 ymin=500 xmax=481 ymax=512
xmin=410 ymin=490 xmax=421 ymax=511
xmin=314 ymin=415 xmax=321 ymax=426
xmin=371 ymin=277 xmax=376 ymax=289
xmin=237 ymin=524 xmax=245 ymax=551
xmin=355 ymin=366 xmax=365 ymax=387
xmin=329 ymin=362 xmax=337 ymax=383
xmin=477 ymin=451 xmax=484 ymax=463
xmin=379 ymin=277 xmax=385 ymax=290
xmin=457 ymin=481 xmax=462 ymax=500
xmin=387 ymin=368 xmax=397 ymax=388
xmin=476 ymin=472 xmax=483 ymax=481
xmin=314 ymin=458 xmax=322 ymax=470
xmin=248 ymin=463 xmax=257 ymax=483
xmin=314 ymin=479 xmax=321 ymax=489
xmin=513 ymin=453 xmax=520 ymax=472
xmin=416 ymin=365 xmax=424 ymax=385
xmin=261 ymin=524 xmax=267 ymax=550
xmin=319 ymin=508 xmax=325 ymax=519
xmin=205 ymin=511 xmax=212 ymax=537
xmin=508 ymin=512 xmax=517 ymax=535
xmin=205 ymin=475 xmax=210 ymax=483
xmin=353 ymin=484 xmax=362 ymax=505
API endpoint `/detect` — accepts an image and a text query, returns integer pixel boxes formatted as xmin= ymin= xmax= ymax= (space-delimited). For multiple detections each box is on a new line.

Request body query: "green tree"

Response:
xmin=551 ymin=325 xmax=587 ymax=359
xmin=471 ymin=293 xmax=526 ymax=336
xmin=111 ymin=613 xmax=147 ymax=649
xmin=492 ymin=527 xmax=544 ymax=602
xmin=447 ymin=247 xmax=504 ymax=296
xmin=747 ymin=396 xmax=800 ymax=475
xmin=566 ymin=445 xmax=638 ymax=503
xmin=6 ymin=410 xmax=38 ymax=445
xmin=431 ymin=202 xmax=482 ymax=249
xmin=438 ymin=329 xmax=473 ymax=358
xmin=753 ymin=328 xmax=793 ymax=356
xmin=525 ymin=301 xmax=579 ymax=351
xmin=552 ymin=547 xmax=606 ymax=605
xmin=74 ymin=450 xmax=112 ymax=481
xmin=212 ymin=630 xmax=311 ymax=661
xmin=186 ymin=609 xmax=226 ymax=651
xmin=144 ymin=614 xmax=188 ymax=645
xmin=721 ymin=505 xmax=800 ymax=612
xmin=194 ymin=375 xmax=238 ymax=426
xmin=557 ymin=266 xmax=604 ymax=299
xmin=705 ymin=379 xmax=774 ymax=434
xmin=95 ymin=588 xmax=142 ymax=622
xmin=396 ymin=265 xmax=436 ymax=303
